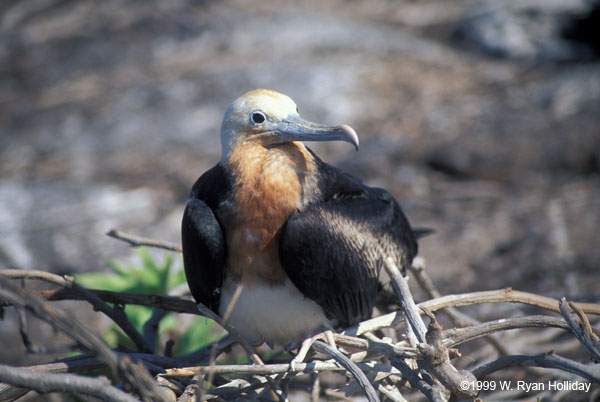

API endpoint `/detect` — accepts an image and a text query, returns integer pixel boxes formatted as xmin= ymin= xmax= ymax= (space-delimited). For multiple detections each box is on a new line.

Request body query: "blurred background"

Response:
xmin=1 ymin=0 xmax=599 ymax=378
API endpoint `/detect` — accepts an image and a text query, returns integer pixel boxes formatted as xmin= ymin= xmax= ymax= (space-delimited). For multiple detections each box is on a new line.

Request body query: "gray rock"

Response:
xmin=455 ymin=0 xmax=598 ymax=60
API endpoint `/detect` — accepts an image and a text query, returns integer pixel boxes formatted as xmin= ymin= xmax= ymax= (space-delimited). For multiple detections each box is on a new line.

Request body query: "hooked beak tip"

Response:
xmin=340 ymin=124 xmax=359 ymax=151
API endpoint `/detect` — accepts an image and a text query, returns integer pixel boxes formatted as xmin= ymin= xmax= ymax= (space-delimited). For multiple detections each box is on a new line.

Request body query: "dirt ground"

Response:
xmin=1 ymin=0 xmax=599 ymax=396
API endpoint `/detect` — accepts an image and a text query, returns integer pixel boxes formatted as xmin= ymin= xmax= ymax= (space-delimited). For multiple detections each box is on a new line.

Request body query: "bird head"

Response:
xmin=220 ymin=89 xmax=359 ymax=162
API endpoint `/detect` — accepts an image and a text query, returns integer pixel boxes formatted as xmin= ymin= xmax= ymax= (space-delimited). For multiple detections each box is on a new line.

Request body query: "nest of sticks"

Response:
xmin=0 ymin=231 xmax=599 ymax=401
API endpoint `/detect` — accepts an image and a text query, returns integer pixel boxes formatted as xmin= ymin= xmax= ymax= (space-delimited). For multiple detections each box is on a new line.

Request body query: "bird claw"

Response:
xmin=289 ymin=357 xmax=300 ymax=372
xmin=289 ymin=329 xmax=337 ymax=372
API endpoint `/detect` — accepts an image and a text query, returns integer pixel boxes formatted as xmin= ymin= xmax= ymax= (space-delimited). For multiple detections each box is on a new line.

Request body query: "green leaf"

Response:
xmin=157 ymin=254 xmax=174 ymax=294
xmin=166 ymin=268 xmax=187 ymax=293
xmin=74 ymin=272 xmax=137 ymax=292
xmin=170 ymin=317 xmax=223 ymax=356
xmin=106 ymin=259 xmax=130 ymax=278
xmin=73 ymin=248 xmax=209 ymax=354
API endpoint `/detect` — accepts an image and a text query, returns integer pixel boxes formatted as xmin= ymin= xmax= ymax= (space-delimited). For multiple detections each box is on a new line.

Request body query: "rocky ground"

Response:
xmin=1 ymin=0 xmax=599 ymax=391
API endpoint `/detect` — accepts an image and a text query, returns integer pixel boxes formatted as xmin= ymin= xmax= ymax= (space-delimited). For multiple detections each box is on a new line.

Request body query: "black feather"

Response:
xmin=279 ymin=154 xmax=418 ymax=326
xmin=181 ymin=164 xmax=232 ymax=313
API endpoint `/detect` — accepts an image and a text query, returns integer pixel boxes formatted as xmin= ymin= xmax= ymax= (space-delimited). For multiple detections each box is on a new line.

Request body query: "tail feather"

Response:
xmin=413 ymin=227 xmax=435 ymax=239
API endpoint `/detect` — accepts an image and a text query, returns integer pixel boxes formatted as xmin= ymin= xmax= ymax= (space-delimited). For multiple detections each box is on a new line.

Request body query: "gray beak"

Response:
xmin=273 ymin=116 xmax=359 ymax=151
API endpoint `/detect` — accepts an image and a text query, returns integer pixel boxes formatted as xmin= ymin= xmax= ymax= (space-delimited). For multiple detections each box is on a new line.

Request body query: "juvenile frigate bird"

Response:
xmin=182 ymin=89 xmax=417 ymax=348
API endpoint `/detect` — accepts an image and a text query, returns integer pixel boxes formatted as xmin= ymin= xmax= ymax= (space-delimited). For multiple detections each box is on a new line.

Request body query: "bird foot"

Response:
xmin=289 ymin=329 xmax=336 ymax=371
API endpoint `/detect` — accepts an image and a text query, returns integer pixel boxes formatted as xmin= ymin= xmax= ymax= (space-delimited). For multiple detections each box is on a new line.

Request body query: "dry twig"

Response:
xmin=559 ymin=297 xmax=600 ymax=362
xmin=6 ymin=276 xmax=600 ymax=320
xmin=443 ymin=315 xmax=578 ymax=347
xmin=384 ymin=258 xmax=478 ymax=399
xmin=107 ymin=229 xmax=182 ymax=252
xmin=418 ymin=308 xmax=477 ymax=399
xmin=0 ymin=274 xmax=168 ymax=402
xmin=0 ymin=364 xmax=138 ymax=402
xmin=2 ymin=251 xmax=600 ymax=401
xmin=2 ymin=270 xmax=151 ymax=353
xmin=313 ymin=340 xmax=380 ymax=402
xmin=473 ymin=352 xmax=600 ymax=383
xmin=410 ymin=257 xmax=510 ymax=356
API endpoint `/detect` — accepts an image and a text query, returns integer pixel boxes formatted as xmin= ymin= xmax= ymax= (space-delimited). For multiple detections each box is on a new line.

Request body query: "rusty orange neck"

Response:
xmin=225 ymin=141 xmax=316 ymax=285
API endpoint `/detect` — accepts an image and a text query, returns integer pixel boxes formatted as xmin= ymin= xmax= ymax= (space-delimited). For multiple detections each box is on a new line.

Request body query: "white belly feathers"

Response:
xmin=218 ymin=278 xmax=331 ymax=346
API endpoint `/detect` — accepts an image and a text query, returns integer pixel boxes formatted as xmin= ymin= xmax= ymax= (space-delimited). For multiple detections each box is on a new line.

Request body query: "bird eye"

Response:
xmin=250 ymin=111 xmax=266 ymax=124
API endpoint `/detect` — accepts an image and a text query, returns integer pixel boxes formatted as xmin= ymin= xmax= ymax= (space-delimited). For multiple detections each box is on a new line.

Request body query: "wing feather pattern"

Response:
xmin=279 ymin=156 xmax=417 ymax=327
xmin=181 ymin=164 xmax=231 ymax=313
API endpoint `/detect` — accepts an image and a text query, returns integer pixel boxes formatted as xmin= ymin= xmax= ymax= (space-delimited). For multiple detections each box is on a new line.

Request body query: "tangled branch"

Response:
xmin=0 ymin=231 xmax=598 ymax=401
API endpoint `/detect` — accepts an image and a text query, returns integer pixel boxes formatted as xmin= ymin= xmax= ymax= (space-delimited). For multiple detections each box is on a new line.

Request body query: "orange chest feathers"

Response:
xmin=225 ymin=142 xmax=316 ymax=285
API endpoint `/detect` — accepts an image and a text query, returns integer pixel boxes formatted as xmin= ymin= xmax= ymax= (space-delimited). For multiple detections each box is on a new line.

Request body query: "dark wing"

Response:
xmin=181 ymin=164 xmax=231 ymax=313
xmin=279 ymin=155 xmax=417 ymax=327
